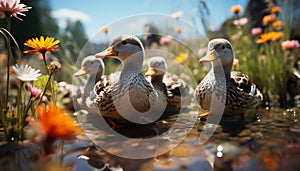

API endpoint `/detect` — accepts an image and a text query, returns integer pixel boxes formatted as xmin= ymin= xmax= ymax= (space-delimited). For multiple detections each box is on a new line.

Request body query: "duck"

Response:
xmin=94 ymin=35 xmax=167 ymax=124
xmin=195 ymin=38 xmax=263 ymax=118
xmin=145 ymin=56 xmax=193 ymax=115
xmin=73 ymin=55 xmax=105 ymax=111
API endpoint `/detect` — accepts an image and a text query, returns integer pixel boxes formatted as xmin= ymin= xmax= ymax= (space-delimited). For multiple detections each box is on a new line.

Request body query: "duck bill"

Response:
xmin=74 ymin=66 xmax=88 ymax=76
xmin=199 ymin=49 xmax=218 ymax=63
xmin=95 ymin=46 xmax=118 ymax=58
xmin=145 ymin=67 xmax=157 ymax=76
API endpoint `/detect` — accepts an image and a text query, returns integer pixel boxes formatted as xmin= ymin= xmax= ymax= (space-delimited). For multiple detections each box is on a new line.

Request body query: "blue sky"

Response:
xmin=49 ymin=0 xmax=248 ymax=42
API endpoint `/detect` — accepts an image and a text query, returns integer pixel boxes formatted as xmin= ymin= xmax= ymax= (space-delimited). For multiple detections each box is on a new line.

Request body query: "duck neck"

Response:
xmin=150 ymin=75 xmax=165 ymax=92
xmin=211 ymin=60 xmax=232 ymax=81
xmin=121 ymin=52 xmax=144 ymax=78
xmin=84 ymin=70 xmax=103 ymax=96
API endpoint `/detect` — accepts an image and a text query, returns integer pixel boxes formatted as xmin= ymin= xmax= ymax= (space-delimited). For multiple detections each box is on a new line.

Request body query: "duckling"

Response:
xmin=94 ymin=35 xmax=166 ymax=124
xmin=145 ymin=56 xmax=193 ymax=115
xmin=195 ymin=38 xmax=263 ymax=118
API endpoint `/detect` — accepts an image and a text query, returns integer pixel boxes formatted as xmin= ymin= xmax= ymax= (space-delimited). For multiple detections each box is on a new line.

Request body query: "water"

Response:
xmin=0 ymin=107 xmax=300 ymax=171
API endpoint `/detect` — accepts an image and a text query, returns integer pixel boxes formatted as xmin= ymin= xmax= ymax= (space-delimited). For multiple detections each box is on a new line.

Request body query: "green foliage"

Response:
xmin=34 ymin=75 xmax=58 ymax=93
xmin=226 ymin=8 xmax=299 ymax=106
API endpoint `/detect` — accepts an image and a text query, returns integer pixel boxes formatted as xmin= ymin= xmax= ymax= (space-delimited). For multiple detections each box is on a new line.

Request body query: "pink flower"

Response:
xmin=198 ymin=47 xmax=207 ymax=56
xmin=231 ymin=31 xmax=243 ymax=40
xmin=251 ymin=27 xmax=262 ymax=36
xmin=171 ymin=11 xmax=183 ymax=19
xmin=281 ymin=40 xmax=299 ymax=50
xmin=233 ymin=17 xmax=248 ymax=26
xmin=259 ymin=54 xmax=267 ymax=61
xmin=160 ymin=35 xmax=172 ymax=45
xmin=0 ymin=0 xmax=31 ymax=20
xmin=26 ymin=83 xmax=42 ymax=99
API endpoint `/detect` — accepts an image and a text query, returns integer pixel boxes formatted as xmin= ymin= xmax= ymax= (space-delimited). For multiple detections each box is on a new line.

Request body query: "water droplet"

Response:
xmin=217 ymin=145 xmax=223 ymax=152
xmin=217 ymin=151 xmax=223 ymax=158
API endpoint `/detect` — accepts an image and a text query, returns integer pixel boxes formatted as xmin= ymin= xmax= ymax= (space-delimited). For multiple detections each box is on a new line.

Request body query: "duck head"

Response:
xmin=95 ymin=35 xmax=144 ymax=62
xmin=74 ymin=55 xmax=105 ymax=76
xmin=199 ymin=38 xmax=234 ymax=69
xmin=145 ymin=56 xmax=167 ymax=77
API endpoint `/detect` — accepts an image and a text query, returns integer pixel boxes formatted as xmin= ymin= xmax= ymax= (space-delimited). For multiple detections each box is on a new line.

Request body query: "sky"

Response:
xmin=49 ymin=0 xmax=249 ymax=43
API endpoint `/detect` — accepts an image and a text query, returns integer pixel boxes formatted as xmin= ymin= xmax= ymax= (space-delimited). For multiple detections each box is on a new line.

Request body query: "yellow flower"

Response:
xmin=102 ymin=26 xmax=109 ymax=33
xmin=174 ymin=53 xmax=188 ymax=64
xmin=34 ymin=103 xmax=82 ymax=140
xmin=24 ymin=36 xmax=60 ymax=54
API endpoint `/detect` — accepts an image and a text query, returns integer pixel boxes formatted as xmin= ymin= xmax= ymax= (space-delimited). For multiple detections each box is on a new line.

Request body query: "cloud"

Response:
xmin=52 ymin=8 xmax=91 ymax=28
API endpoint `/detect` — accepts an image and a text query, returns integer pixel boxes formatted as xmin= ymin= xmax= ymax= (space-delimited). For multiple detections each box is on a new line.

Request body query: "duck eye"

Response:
xmin=222 ymin=45 xmax=226 ymax=49
xmin=121 ymin=41 xmax=127 ymax=45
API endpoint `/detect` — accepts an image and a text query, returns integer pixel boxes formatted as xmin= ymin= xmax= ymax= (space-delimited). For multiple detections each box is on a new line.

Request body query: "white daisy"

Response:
xmin=12 ymin=64 xmax=42 ymax=81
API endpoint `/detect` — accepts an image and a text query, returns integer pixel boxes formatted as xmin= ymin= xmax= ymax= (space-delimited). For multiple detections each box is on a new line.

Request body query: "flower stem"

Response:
xmin=42 ymin=52 xmax=49 ymax=74
xmin=17 ymin=81 xmax=24 ymax=140
xmin=38 ymin=73 xmax=53 ymax=104
xmin=5 ymin=14 xmax=12 ymax=113
xmin=22 ymin=97 xmax=34 ymax=128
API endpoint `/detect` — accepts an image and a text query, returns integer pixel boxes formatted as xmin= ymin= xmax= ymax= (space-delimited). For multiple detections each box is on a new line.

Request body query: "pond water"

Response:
xmin=0 ymin=107 xmax=300 ymax=171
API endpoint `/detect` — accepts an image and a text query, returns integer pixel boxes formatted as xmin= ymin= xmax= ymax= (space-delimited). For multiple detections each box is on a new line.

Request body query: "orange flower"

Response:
xmin=272 ymin=20 xmax=283 ymax=28
xmin=175 ymin=27 xmax=182 ymax=33
xmin=256 ymin=31 xmax=284 ymax=43
xmin=271 ymin=6 xmax=281 ymax=14
xmin=34 ymin=103 xmax=82 ymax=140
xmin=262 ymin=14 xmax=276 ymax=25
xmin=272 ymin=31 xmax=284 ymax=41
xmin=174 ymin=53 xmax=188 ymax=64
xmin=24 ymin=36 xmax=60 ymax=54
xmin=231 ymin=5 xmax=243 ymax=14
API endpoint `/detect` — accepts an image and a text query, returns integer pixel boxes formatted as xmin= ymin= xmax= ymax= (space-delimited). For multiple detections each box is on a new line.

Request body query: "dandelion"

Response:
xmin=262 ymin=14 xmax=276 ymax=25
xmin=24 ymin=36 xmax=60 ymax=54
xmin=272 ymin=20 xmax=283 ymax=29
xmin=231 ymin=5 xmax=243 ymax=14
xmin=171 ymin=11 xmax=183 ymax=19
xmin=271 ymin=6 xmax=281 ymax=15
xmin=0 ymin=0 xmax=31 ymax=21
xmin=102 ymin=26 xmax=109 ymax=33
xmin=26 ymin=83 xmax=42 ymax=99
xmin=233 ymin=17 xmax=248 ymax=26
xmin=12 ymin=64 xmax=42 ymax=82
xmin=251 ymin=27 xmax=262 ymax=35
xmin=33 ymin=103 xmax=82 ymax=140
xmin=281 ymin=40 xmax=299 ymax=50
xmin=256 ymin=31 xmax=283 ymax=44
xmin=174 ymin=53 xmax=188 ymax=64
xmin=159 ymin=35 xmax=172 ymax=45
